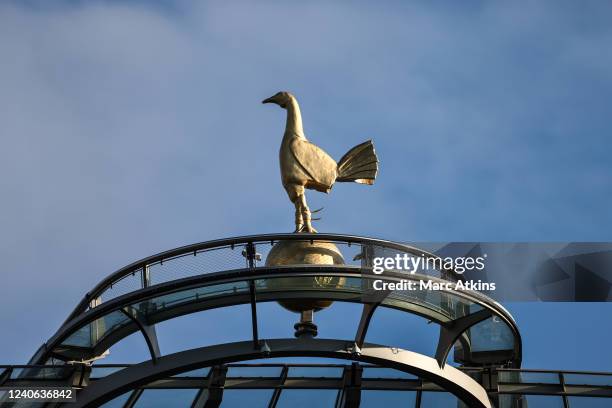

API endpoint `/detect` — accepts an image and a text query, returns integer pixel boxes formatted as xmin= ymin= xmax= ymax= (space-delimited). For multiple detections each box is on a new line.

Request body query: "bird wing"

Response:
xmin=290 ymin=138 xmax=337 ymax=191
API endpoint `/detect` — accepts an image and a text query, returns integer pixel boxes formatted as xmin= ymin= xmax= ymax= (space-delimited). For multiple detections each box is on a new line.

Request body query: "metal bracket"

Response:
xmin=120 ymin=307 xmax=161 ymax=363
xmin=242 ymin=242 xmax=261 ymax=266
xmin=354 ymin=303 xmax=379 ymax=348
xmin=192 ymin=365 xmax=228 ymax=408
xmin=435 ymin=308 xmax=492 ymax=368
xmin=337 ymin=362 xmax=363 ymax=408
xmin=345 ymin=342 xmax=362 ymax=356
xmin=244 ymin=242 xmax=261 ymax=349
xmin=67 ymin=363 xmax=91 ymax=388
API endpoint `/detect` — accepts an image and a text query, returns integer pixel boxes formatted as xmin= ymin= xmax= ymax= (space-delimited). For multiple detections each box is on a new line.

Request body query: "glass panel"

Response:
xmin=498 ymin=394 xmax=564 ymax=408
xmin=62 ymin=310 xmax=131 ymax=347
xmin=364 ymin=307 xmax=440 ymax=356
xmin=134 ymin=281 xmax=250 ymax=314
xmin=469 ymin=316 xmax=514 ymax=352
xmin=564 ymin=373 xmax=612 ymax=386
xmin=462 ymin=368 xmax=483 ymax=383
xmin=99 ymin=391 xmax=132 ymax=408
xmin=275 ymin=389 xmax=338 ymax=408
xmin=227 ymin=366 xmax=282 ymax=377
xmin=362 ymin=367 xmax=417 ymax=379
xmin=360 ymin=390 xmax=417 ymax=407
xmin=62 ymin=281 xmax=250 ymax=350
xmin=62 ymin=325 xmax=93 ymax=347
xmin=378 ymin=284 xmax=479 ymax=321
xmin=220 ymin=389 xmax=274 ymax=408
xmin=421 ymin=392 xmax=463 ymax=407
xmin=260 ymin=276 xmax=360 ymax=294
xmin=567 ymin=396 xmax=612 ymax=407
xmin=133 ymin=389 xmax=199 ymax=408
xmin=287 ymin=367 xmax=344 ymax=378
xmin=174 ymin=367 xmax=210 ymax=377
xmin=9 ymin=367 xmax=71 ymax=380
xmin=498 ymin=371 xmax=560 ymax=384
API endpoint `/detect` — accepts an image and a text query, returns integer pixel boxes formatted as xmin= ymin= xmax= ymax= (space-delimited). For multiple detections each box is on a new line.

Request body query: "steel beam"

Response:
xmin=122 ymin=389 xmax=143 ymax=408
xmin=120 ymin=308 xmax=161 ymax=363
xmin=192 ymin=365 xmax=227 ymax=408
xmin=66 ymin=339 xmax=492 ymax=408
xmin=337 ymin=362 xmax=362 ymax=408
xmin=354 ymin=303 xmax=379 ymax=348
xmin=267 ymin=365 xmax=288 ymax=408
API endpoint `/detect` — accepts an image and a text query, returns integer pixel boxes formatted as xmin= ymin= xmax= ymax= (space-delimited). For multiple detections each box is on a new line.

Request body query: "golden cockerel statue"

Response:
xmin=263 ymin=91 xmax=379 ymax=233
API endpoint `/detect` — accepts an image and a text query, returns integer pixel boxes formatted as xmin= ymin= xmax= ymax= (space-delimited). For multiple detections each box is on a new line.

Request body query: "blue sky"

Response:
xmin=0 ymin=0 xmax=611 ymax=369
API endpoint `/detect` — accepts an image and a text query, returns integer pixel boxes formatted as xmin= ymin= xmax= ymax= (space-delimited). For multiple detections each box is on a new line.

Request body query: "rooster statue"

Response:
xmin=262 ymin=91 xmax=379 ymax=233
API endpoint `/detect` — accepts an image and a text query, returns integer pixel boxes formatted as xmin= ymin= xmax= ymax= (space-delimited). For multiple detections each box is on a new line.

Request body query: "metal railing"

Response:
xmin=3 ymin=364 xmax=612 ymax=399
xmin=66 ymin=233 xmax=460 ymax=322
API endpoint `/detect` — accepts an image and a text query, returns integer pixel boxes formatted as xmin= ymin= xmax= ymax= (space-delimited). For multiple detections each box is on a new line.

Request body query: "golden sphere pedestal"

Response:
xmin=265 ymin=239 xmax=345 ymax=337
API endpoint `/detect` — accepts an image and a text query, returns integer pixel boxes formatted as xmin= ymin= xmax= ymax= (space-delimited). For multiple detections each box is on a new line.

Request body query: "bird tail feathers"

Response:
xmin=336 ymin=140 xmax=378 ymax=184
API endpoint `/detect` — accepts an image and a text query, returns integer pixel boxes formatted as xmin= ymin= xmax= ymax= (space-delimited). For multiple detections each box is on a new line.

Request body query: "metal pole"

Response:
xmin=246 ymin=242 xmax=260 ymax=349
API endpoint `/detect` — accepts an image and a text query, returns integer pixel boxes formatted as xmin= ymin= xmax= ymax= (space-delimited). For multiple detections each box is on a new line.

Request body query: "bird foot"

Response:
xmin=298 ymin=224 xmax=317 ymax=233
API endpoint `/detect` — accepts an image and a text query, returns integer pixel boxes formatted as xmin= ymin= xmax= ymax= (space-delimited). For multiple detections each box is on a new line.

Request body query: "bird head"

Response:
xmin=262 ymin=91 xmax=293 ymax=109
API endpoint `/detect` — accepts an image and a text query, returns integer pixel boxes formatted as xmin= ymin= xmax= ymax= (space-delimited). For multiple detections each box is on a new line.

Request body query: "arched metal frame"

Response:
xmin=66 ymin=339 xmax=492 ymax=408
xmin=27 ymin=234 xmax=524 ymax=408
xmin=32 ymin=266 xmax=521 ymax=369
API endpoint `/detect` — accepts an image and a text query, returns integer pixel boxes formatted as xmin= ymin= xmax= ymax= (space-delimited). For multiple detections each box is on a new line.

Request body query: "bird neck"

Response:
xmin=284 ymin=97 xmax=305 ymax=139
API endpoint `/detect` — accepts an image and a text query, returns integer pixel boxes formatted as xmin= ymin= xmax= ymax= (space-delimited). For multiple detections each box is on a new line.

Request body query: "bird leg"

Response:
xmin=294 ymin=199 xmax=304 ymax=233
xmin=297 ymin=194 xmax=317 ymax=233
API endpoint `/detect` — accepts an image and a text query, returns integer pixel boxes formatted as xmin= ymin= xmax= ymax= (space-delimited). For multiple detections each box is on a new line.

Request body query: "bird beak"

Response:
xmin=262 ymin=97 xmax=274 ymax=104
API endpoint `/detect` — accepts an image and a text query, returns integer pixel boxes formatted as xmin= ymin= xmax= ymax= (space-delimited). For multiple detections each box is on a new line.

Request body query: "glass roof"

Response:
xmin=37 ymin=235 xmax=522 ymax=372
xmin=227 ymin=366 xmax=282 ymax=377
xmin=420 ymin=392 xmax=462 ymax=407
xmin=275 ymin=389 xmax=339 ymax=408
xmin=564 ymin=373 xmax=612 ymax=387
xmin=360 ymin=390 xmax=417 ymax=407
xmin=498 ymin=394 xmax=564 ymax=408
xmin=55 ymin=271 xmax=518 ymax=365
xmin=567 ymin=396 xmax=612 ymax=408
xmin=287 ymin=366 xmax=344 ymax=378
xmin=379 ymin=284 xmax=480 ymax=322
xmin=219 ymin=389 xmax=275 ymax=408
xmin=498 ymin=370 xmax=560 ymax=384
xmin=63 ymin=310 xmax=131 ymax=348
xmin=5 ymin=364 xmax=612 ymax=408
xmin=92 ymin=388 xmax=612 ymax=408
xmin=469 ymin=316 xmax=515 ymax=352
xmin=133 ymin=389 xmax=200 ymax=408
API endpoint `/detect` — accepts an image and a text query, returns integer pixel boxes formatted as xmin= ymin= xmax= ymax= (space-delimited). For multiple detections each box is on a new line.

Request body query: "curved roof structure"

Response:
xmin=23 ymin=234 xmax=525 ymax=407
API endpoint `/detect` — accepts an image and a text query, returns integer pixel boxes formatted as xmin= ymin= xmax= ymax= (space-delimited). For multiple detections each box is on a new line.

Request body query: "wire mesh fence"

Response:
xmin=84 ymin=235 xmax=456 ymax=314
